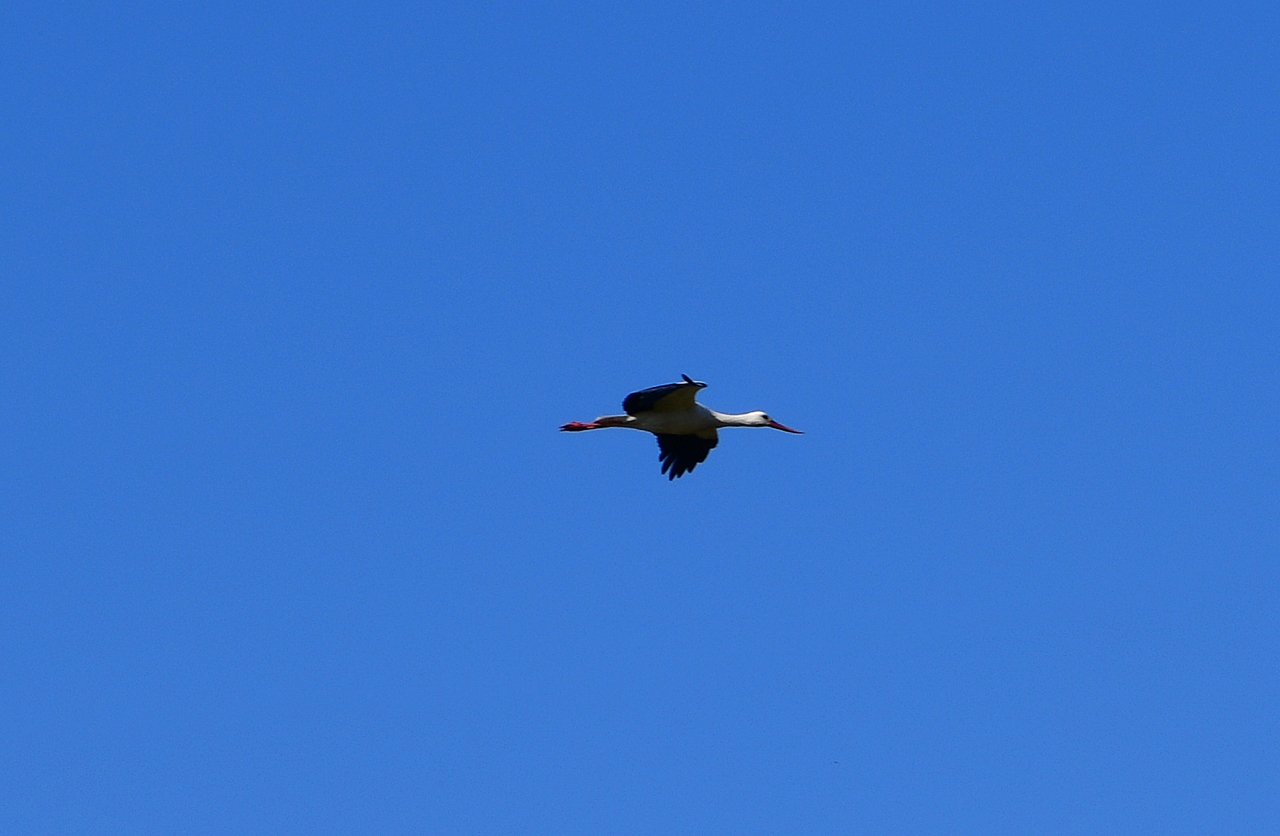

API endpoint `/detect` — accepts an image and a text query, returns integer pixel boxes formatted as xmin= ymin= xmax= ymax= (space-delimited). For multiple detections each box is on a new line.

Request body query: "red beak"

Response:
xmin=767 ymin=420 xmax=803 ymax=434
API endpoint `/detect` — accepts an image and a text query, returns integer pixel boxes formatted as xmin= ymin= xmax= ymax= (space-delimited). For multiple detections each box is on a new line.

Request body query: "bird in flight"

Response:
xmin=560 ymin=375 xmax=802 ymax=479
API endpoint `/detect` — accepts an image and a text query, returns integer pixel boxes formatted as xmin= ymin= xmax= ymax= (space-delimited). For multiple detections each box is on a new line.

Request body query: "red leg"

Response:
xmin=559 ymin=421 xmax=599 ymax=431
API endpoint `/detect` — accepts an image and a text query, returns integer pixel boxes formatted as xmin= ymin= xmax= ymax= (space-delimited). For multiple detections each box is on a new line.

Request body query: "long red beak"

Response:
xmin=767 ymin=420 xmax=803 ymax=433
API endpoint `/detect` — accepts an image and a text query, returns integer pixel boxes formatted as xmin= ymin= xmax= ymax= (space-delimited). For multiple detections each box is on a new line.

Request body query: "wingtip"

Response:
xmin=681 ymin=374 xmax=707 ymax=388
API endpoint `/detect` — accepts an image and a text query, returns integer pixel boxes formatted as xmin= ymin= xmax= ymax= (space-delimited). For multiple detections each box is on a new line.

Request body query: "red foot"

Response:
xmin=560 ymin=421 xmax=598 ymax=431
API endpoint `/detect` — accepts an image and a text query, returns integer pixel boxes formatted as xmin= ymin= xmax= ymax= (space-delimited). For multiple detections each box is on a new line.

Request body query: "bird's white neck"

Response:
xmin=710 ymin=410 xmax=765 ymax=428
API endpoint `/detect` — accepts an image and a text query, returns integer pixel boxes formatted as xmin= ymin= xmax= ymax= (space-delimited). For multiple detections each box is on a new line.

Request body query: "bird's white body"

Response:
xmin=596 ymin=407 xmax=776 ymax=435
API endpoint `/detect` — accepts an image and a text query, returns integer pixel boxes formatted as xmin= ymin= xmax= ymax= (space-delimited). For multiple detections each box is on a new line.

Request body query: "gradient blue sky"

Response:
xmin=3 ymin=2 xmax=1277 ymax=833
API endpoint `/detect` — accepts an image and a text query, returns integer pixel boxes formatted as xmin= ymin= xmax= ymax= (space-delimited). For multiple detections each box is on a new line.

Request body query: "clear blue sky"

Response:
xmin=3 ymin=2 xmax=1277 ymax=833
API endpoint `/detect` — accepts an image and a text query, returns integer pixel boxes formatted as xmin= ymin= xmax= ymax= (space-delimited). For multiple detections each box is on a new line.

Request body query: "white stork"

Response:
xmin=560 ymin=375 xmax=802 ymax=479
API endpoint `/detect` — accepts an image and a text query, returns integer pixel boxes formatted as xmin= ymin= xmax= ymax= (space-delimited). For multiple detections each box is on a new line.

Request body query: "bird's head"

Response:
xmin=743 ymin=411 xmax=803 ymax=433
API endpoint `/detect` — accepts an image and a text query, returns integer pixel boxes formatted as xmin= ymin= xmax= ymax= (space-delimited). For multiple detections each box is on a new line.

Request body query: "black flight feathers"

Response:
xmin=656 ymin=432 xmax=718 ymax=480
xmin=621 ymin=374 xmax=707 ymax=415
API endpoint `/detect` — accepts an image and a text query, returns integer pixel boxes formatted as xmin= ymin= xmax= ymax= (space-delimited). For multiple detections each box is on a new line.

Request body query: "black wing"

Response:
xmin=622 ymin=375 xmax=707 ymax=415
xmin=656 ymin=432 xmax=719 ymax=480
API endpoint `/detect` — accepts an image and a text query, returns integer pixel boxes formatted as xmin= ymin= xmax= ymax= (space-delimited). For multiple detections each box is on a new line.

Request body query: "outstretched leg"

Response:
xmin=559 ymin=415 xmax=632 ymax=431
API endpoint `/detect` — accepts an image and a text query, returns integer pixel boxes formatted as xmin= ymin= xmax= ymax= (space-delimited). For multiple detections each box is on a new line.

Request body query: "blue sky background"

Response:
xmin=3 ymin=2 xmax=1277 ymax=833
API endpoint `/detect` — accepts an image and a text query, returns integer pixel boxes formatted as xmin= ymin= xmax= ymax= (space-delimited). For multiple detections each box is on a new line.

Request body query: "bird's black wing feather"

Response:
xmin=622 ymin=377 xmax=707 ymax=415
xmin=656 ymin=432 xmax=718 ymax=480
